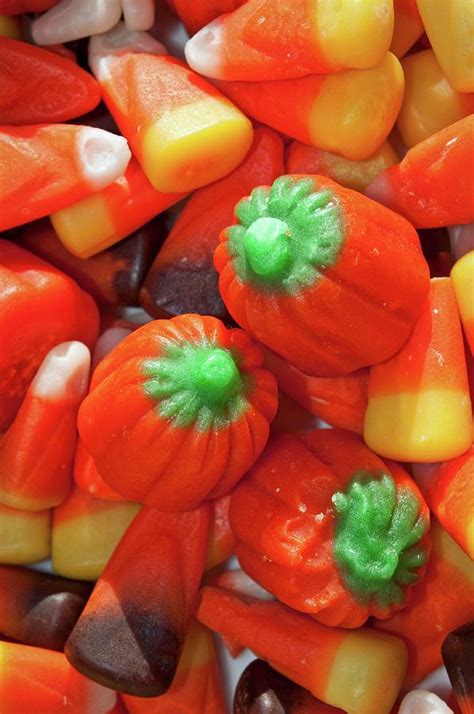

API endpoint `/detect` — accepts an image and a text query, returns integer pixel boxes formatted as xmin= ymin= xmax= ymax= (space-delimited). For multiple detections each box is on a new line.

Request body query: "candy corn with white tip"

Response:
xmin=365 ymin=278 xmax=472 ymax=462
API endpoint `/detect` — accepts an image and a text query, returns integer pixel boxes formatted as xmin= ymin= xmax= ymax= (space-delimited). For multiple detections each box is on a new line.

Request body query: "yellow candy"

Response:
xmin=0 ymin=504 xmax=50 ymax=564
xmin=451 ymin=251 xmax=474 ymax=354
xmin=417 ymin=0 xmax=474 ymax=92
xmin=398 ymin=49 xmax=474 ymax=148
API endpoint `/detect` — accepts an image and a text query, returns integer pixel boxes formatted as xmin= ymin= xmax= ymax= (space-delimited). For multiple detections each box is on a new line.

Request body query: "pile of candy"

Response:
xmin=0 ymin=0 xmax=473 ymax=712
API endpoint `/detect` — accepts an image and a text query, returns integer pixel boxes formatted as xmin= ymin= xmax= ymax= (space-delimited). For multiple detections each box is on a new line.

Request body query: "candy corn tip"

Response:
xmin=89 ymin=21 xmax=167 ymax=78
xmin=31 ymin=341 xmax=91 ymax=402
xmin=76 ymin=127 xmax=131 ymax=191
xmin=398 ymin=690 xmax=454 ymax=714
xmin=31 ymin=0 xmax=122 ymax=46
xmin=122 ymin=0 xmax=155 ymax=32
xmin=184 ymin=19 xmax=224 ymax=79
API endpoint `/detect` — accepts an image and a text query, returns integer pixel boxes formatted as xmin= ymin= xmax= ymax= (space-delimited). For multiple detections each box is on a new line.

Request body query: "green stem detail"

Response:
xmin=227 ymin=176 xmax=344 ymax=294
xmin=142 ymin=343 xmax=250 ymax=431
xmin=332 ymin=471 xmax=429 ymax=609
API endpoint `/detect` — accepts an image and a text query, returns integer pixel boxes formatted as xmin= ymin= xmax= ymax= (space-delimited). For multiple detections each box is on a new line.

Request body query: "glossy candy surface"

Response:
xmin=442 ymin=622 xmax=474 ymax=714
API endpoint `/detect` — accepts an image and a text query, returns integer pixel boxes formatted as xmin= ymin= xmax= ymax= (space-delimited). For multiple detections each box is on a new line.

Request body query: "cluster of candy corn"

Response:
xmin=0 ymin=1 xmax=473 ymax=713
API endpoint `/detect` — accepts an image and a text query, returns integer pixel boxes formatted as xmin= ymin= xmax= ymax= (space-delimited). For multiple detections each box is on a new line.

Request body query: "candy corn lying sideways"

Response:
xmin=140 ymin=127 xmax=284 ymax=320
xmin=286 ymin=140 xmax=399 ymax=193
xmin=31 ymin=0 xmax=122 ymax=45
xmin=364 ymin=278 xmax=472 ymax=462
xmin=0 ymin=641 xmax=116 ymax=714
xmin=65 ymin=505 xmax=210 ymax=696
xmin=0 ymin=38 xmax=101 ymax=124
xmin=416 ymin=0 xmax=474 ymax=92
xmin=0 ymin=123 xmax=130 ymax=231
xmin=375 ymin=521 xmax=474 ymax=688
xmin=442 ymin=623 xmax=474 ymax=714
xmin=50 ymin=158 xmax=185 ymax=259
xmin=412 ymin=446 xmax=474 ymax=560
xmin=198 ymin=587 xmax=407 ymax=714
xmin=0 ymin=241 xmax=99 ymax=433
xmin=366 ymin=115 xmax=474 ymax=228
xmin=397 ymin=50 xmax=474 ymax=149
xmin=451 ymin=251 xmax=474 ymax=355
xmin=215 ymin=53 xmax=404 ymax=161
xmin=52 ymin=487 xmax=140 ymax=580
xmin=88 ymin=23 xmax=253 ymax=194
xmin=122 ymin=621 xmax=226 ymax=713
xmin=168 ymin=0 xmax=245 ymax=35
xmin=390 ymin=0 xmax=423 ymax=58
xmin=0 ymin=564 xmax=91 ymax=650
xmin=0 ymin=503 xmax=50 ymax=564
xmin=186 ymin=0 xmax=393 ymax=81
xmin=0 ymin=342 xmax=90 ymax=511
xmin=216 ymin=174 xmax=429 ymax=377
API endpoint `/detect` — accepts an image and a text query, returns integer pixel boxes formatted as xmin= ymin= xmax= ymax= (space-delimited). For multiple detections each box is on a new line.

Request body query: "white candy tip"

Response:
xmin=122 ymin=0 xmax=155 ymax=31
xmin=89 ymin=21 xmax=167 ymax=78
xmin=398 ymin=690 xmax=453 ymax=714
xmin=92 ymin=328 xmax=132 ymax=369
xmin=32 ymin=342 xmax=91 ymax=402
xmin=77 ymin=127 xmax=131 ymax=191
xmin=184 ymin=19 xmax=224 ymax=78
xmin=31 ymin=0 xmax=122 ymax=45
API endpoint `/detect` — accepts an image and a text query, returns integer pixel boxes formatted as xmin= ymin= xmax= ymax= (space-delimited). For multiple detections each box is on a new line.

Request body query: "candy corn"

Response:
xmin=366 ymin=116 xmax=474 ymax=228
xmin=121 ymin=0 xmax=155 ymax=32
xmin=416 ymin=0 xmax=474 ymax=92
xmin=442 ymin=622 xmax=474 ymax=714
xmin=52 ymin=487 xmax=140 ymax=580
xmin=0 ymin=0 xmax=58 ymax=12
xmin=0 ymin=38 xmax=101 ymax=124
xmin=365 ymin=278 xmax=473 ymax=462
xmin=50 ymin=158 xmax=184 ymax=259
xmin=66 ymin=505 xmax=210 ymax=696
xmin=451 ymin=251 xmax=474 ymax=354
xmin=397 ymin=50 xmax=474 ymax=149
xmin=0 ymin=503 xmax=50 ymax=564
xmin=398 ymin=690 xmax=454 ymax=714
xmin=31 ymin=0 xmax=122 ymax=45
xmin=140 ymin=127 xmax=284 ymax=320
xmin=74 ymin=440 xmax=123 ymax=502
xmin=198 ymin=586 xmax=408 ymax=714
xmin=0 ymin=124 xmax=131 ymax=231
xmin=0 ymin=342 xmax=90 ymax=511
xmin=390 ymin=0 xmax=424 ymax=58
xmin=0 ymin=564 xmax=91 ymax=650
xmin=216 ymin=53 xmax=404 ymax=161
xmin=169 ymin=0 xmax=245 ymax=35
xmin=89 ymin=23 xmax=253 ymax=193
xmin=412 ymin=446 xmax=474 ymax=560
xmin=449 ymin=225 xmax=474 ymax=262
xmin=185 ymin=0 xmax=393 ymax=81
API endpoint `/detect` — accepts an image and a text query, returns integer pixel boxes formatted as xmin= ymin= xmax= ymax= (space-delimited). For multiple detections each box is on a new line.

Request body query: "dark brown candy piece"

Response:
xmin=16 ymin=218 xmax=165 ymax=307
xmin=0 ymin=564 xmax=91 ymax=651
xmin=234 ymin=659 xmax=343 ymax=714
xmin=442 ymin=622 xmax=474 ymax=714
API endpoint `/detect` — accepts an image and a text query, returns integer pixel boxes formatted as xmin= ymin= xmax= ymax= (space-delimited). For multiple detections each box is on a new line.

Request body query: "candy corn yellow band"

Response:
xmin=0 ymin=506 xmax=50 ymax=564
xmin=51 ymin=195 xmax=116 ymax=259
xmin=364 ymin=390 xmax=472 ymax=462
xmin=451 ymin=251 xmax=474 ymax=329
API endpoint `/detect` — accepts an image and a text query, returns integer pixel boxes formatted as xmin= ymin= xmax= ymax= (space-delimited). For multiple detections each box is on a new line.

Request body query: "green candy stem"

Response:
xmin=243 ymin=217 xmax=291 ymax=280
xmin=190 ymin=348 xmax=240 ymax=404
xmin=332 ymin=471 xmax=429 ymax=610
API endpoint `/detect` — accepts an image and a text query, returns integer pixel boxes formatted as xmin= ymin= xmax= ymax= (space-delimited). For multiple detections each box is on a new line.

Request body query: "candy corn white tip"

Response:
xmin=77 ymin=127 xmax=131 ymax=191
xmin=122 ymin=0 xmax=155 ymax=31
xmin=31 ymin=0 xmax=122 ymax=45
xmin=449 ymin=224 xmax=474 ymax=261
xmin=217 ymin=570 xmax=274 ymax=601
xmin=93 ymin=328 xmax=132 ymax=369
xmin=89 ymin=21 xmax=167 ymax=79
xmin=31 ymin=342 xmax=91 ymax=402
xmin=184 ymin=19 xmax=224 ymax=79
xmin=398 ymin=690 xmax=453 ymax=714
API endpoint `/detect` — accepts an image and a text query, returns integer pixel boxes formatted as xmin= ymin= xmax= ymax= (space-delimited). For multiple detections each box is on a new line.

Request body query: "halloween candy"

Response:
xmin=366 ymin=116 xmax=474 ymax=228
xmin=122 ymin=620 xmax=226 ymax=713
xmin=168 ymin=0 xmax=245 ymax=36
xmin=31 ymin=0 xmax=123 ymax=45
xmin=0 ymin=503 xmax=50 ymax=564
xmin=50 ymin=158 xmax=184 ymax=259
xmin=66 ymin=505 xmax=210 ymax=696
xmin=0 ymin=564 xmax=91 ymax=650
xmin=286 ymin=140 xmax=399 ymax=193
xmin=412 ymin=446 xmax=474 ymax=560
xmin=442 ymin=622 xmax=474 ymax=714
xmin=230 ymin=428 xmax=431 ymax=628
xmin=52 ymin=487 xmax=140 ymax=580
xmin=185 ymin=0 xmax=393 ymax=81
xmin=398 ymin=690 xmax=454 ymax=714
xmin=74 ymin=440 xmax=123 ymax=502
xmin=397 ymin=50 xmax=474 ymax=149
xmin=216 ymin=174 xmax=429 ymax=377
xmin=416 ymin=0 xmax=474 ymax=92
xmin=140 ymin=127 xmax=284 ymax=321
xmin=451 ymin=251 xmax=474 ymax=355
xmin=0 ymin=38 xmax=101 ymax=125
xmin=198 ymin=586 xmax=408 ymax=714
xmin=215 ymin=53 xmax=404 ymax=161
xmin=89 ymin=23 xmax=253 ymax=194
xmin=0 ymin=241 xmax=99 ymax=433
xmin=364 ymin=278 xmax=472 ymax=462
xmin=450 ymin=225 xmax=474 ymax=262
xmin=375 ymin=521 xmax=474 ymax=687
xmin=78 ymin=314 xmax=278 ymax=511
xmin=390 ymin=0 xmax=424 ymax=58
xmin=0 ymin=123 xmax=131 ymax=231
xmin=205 ymin=495 xmax=236 ymax=571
